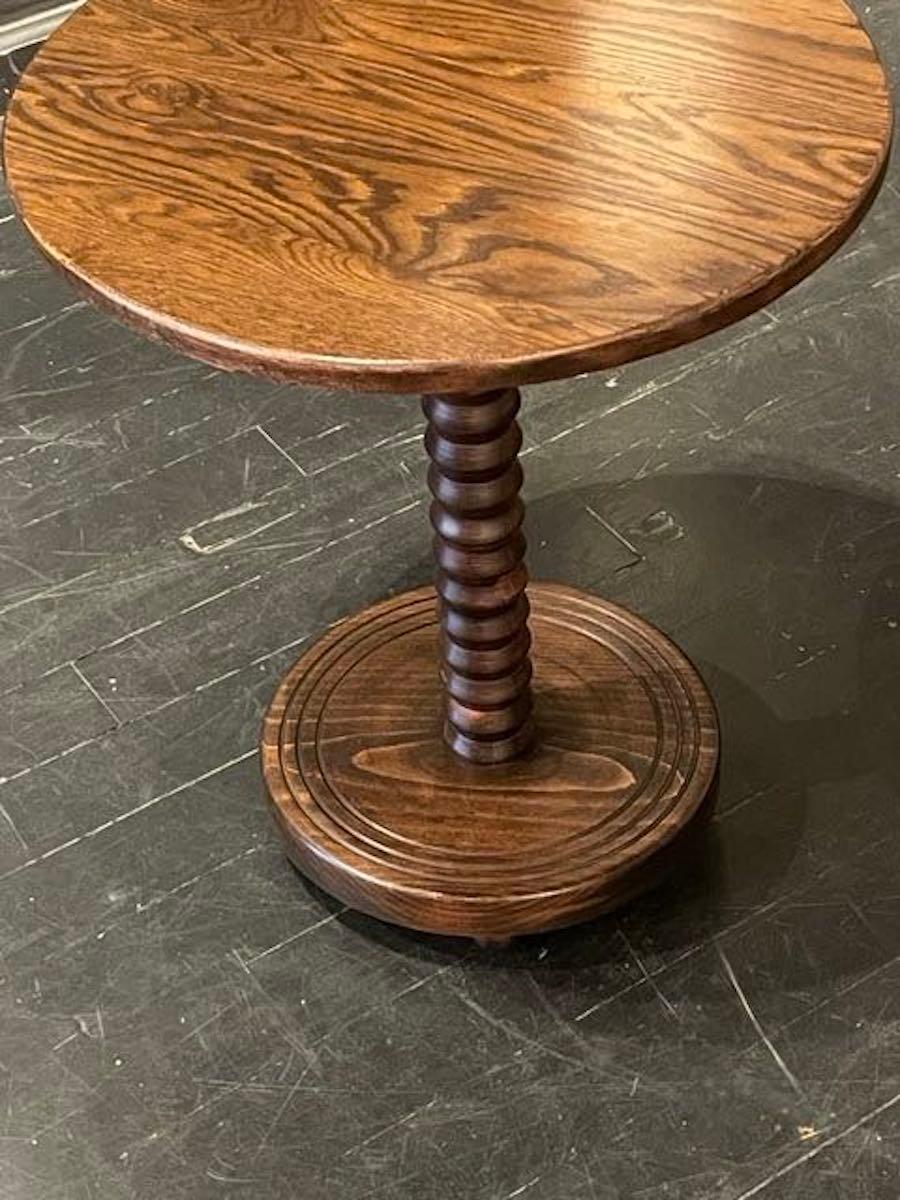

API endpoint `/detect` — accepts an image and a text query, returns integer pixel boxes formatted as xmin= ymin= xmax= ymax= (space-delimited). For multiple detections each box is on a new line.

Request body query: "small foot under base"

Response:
xmin=261 ymin=584 xmax=719 ymax=941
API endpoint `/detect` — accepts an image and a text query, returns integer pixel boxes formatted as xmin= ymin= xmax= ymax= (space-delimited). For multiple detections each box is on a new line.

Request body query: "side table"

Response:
xmin=3 ymin=0 xmax=891 ymax=940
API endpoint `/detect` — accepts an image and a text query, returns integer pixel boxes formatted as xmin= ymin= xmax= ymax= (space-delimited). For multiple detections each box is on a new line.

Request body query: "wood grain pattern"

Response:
xmin=425 ymin=388 xmax=534 ymax=763
xmin=3 ymin=0 xmax=892 ymax=392
xmin=260 ymin=584 xmax=720 ymax=939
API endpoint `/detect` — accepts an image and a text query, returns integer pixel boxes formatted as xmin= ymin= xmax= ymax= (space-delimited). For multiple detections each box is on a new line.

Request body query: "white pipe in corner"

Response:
xmin=0 ymin=1 xmax=83 ymax=56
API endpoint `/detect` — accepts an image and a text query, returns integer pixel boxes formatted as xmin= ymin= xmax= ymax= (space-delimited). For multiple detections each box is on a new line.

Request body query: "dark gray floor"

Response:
xmin=1 ymin=10 xmax=900 ymax=1196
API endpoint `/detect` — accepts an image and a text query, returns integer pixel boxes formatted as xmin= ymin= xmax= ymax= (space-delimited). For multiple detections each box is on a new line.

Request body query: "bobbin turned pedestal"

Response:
xmin=425 ymin=388 xmax=534 ymax=764
xmin=5 ymin=0 xmax=890 ymax=942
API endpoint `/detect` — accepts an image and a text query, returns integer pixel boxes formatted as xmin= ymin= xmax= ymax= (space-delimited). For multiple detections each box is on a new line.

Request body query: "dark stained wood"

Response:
xmin=261 ymin=582 xmax=719 ymax=940
xmin=425 ymin=388 xmax=534 ymax=763
xmin=2 ymin=0 xmax=889 ymax=942
xmin=260 ymin=383 xmax=721 ymax=937
xmin=2 ymin=0 xmax=892 ymax=393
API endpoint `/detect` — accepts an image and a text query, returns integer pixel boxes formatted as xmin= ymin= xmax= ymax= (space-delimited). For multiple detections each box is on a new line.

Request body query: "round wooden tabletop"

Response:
xmin=3 ymin=0 xmax=892 ymax=393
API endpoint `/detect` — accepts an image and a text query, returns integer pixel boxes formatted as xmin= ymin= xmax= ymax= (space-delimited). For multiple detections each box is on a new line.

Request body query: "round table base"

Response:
xmin=261 ymin=584 xmax=719 ymax=941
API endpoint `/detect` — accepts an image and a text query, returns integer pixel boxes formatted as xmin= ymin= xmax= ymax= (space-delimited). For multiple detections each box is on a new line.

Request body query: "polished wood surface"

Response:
xmin=4 ymin=0 xmax=885 ymax=940
xmin=425 ymin=388 xmax=534 ymax=763
xmin=3 ymin=0 xmax=891 ymax=392
xmin=261 ymin=583 xmax=719 ymax=939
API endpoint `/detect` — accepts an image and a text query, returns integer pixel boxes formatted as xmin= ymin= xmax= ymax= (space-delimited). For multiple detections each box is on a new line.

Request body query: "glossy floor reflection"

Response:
xmin=1 ymin=9 xmax=900 ymax=1197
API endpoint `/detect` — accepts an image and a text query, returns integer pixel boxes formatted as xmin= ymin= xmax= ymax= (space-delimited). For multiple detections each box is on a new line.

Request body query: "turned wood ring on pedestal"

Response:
xmin=4 ymin=0 xmax=891 ymax=940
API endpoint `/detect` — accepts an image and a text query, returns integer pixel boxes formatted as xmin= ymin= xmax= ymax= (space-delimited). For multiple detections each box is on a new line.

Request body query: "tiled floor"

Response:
xmin=1 ymin=7 xmax=899 ymax=1197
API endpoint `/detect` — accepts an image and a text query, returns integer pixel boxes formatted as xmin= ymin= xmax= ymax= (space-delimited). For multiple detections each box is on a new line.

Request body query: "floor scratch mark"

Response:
xmin=451 ymin=988 xmax=593 ymax=1073
xmin=620 ymin=929 xmax=678 ymax=1019
xmin=0 ymin=800 xmax=28 ymax=852
xmin=584 ymin=503 xmax=642 ymax=559
xmin=0 ymin=750 xmax=257 ymax=881
xmin=70 ymin=662 xmax=120 ymax=727
xmin=732 ymin=1089 xmax=900 ymax=1199
xmin=506 ymin=1176 xmax=542 ymax=1199
xmin=717 ymin=944 xmax=803 ymax=1097
xmin=245 ymin=910 xmax=345 ymax=966
xmin=254 ymin=424 xmax=308 ymax=477
xmin=252 ymin=1061 xmax=319 ymax=1161
xmin=343 ymin=1099 xmax=437 ymax=1157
